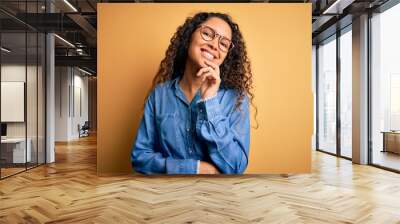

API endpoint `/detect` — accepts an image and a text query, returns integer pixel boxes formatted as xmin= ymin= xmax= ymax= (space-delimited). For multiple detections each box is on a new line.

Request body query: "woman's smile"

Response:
xmin=201 ymin=49 xmax=215 ymax=61
xmin=200 ymin=47 xmax=218 ymax=61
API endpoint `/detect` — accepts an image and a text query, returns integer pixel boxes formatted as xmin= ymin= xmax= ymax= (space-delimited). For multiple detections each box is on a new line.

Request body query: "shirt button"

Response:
xmin=186 ymin=128 xmax=190 ymax=132
xmin=199 ymin=109 xmax=203 ymax=113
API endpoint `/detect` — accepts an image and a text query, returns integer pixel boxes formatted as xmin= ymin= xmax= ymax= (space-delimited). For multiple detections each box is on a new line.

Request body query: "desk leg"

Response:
xmin=382 ymin=133 xmax=386 ymax=153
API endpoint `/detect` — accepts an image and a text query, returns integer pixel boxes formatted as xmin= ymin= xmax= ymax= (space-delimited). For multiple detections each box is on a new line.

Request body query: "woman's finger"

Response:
xmin=196 ymin=67 xmax=212 ymax=77
xmin=204 ymin=59 xmax=218 ymax=70
xmin=200 ymin=71 xmax=216 ymax=82
xmin=198 ymin=70 xmax=215 ymax=82
xmin=204 ymin=61 xmax=220 ymax=80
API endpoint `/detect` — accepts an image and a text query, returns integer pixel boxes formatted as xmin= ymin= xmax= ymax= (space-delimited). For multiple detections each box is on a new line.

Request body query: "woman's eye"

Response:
xmin=203 ymin=31 xmax=212 ymax=37
xmin=220 ymin=41 xmax=229 ymax=48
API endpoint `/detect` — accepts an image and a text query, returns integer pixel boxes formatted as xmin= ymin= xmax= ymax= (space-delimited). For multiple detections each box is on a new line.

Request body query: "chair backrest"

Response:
xmin=82 ymin=121 xmax=90 ymax=129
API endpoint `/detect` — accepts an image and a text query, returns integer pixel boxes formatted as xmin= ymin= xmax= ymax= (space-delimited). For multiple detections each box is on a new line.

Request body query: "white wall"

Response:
xmin=55 ymin=66 xmax=69 ymax=141
xmin=55 ymin=67 xmax=89 ymax=141
xmin=72 ymin=72 xmax=89 ymax=138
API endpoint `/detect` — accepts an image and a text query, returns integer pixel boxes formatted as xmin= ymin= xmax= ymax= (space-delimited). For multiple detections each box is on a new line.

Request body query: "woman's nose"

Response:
xmin=207 ymin=37 xmax=219 ymax=51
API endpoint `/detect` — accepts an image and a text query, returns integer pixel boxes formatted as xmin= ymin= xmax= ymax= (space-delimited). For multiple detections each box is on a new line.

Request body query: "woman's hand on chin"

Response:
xmin=197 ymin=59 xmax=221 ymax=100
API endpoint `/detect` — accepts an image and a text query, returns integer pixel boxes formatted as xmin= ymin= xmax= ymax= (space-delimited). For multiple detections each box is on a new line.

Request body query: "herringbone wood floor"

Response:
xmin=1 ymin=134 xmax=400 ymax=224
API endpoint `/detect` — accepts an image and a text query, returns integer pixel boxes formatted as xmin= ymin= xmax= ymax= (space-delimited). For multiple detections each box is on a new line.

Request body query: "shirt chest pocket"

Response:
xmin=157 ymin=113 xmax=185 ymax=156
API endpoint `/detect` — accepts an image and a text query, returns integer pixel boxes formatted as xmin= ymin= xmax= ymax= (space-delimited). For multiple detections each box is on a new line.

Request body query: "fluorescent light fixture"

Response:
xmin=54 ymin=34 xmax=75 ymax=48
xmin=76 ymin=48 xmax=86 ymax=56
xmin=322 ymin=0 xmax=355 ymax=15
xmin=1 ymin=47 xmax=11 ymax=53
xmin=63 ymin=0 xmax=78 ymax=12
xmin=78 ymin=67 xmax=93 ymax=76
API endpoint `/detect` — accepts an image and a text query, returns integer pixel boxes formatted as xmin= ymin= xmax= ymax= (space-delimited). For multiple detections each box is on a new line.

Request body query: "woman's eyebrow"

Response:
xmin=206 ymin=25 xmax=231 ymax=40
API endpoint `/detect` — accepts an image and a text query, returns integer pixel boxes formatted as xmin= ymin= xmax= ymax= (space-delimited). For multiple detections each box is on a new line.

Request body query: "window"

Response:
xmin=340 ymin=28 xmax=352 ymax=158
xmin=371 ymin=2 xmax=400 ymax=171
xmin=317 ymin=36 xmax=337 ymax=154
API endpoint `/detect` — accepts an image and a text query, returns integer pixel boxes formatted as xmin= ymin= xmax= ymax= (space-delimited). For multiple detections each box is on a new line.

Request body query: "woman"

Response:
xmin=131 ymin=12 xmax=255 ymax=174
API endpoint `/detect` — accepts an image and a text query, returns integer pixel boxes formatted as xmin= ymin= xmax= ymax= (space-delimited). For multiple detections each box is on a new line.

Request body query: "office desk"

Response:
xmin=1 ymin=138 xmax=32 ymax=164
xmin=381 ymin=131 xmax=400 ymax=154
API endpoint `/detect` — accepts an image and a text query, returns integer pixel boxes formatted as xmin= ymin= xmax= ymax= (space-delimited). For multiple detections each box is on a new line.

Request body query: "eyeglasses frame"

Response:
xmin=197 ymin=25 xmax=235 ymax=52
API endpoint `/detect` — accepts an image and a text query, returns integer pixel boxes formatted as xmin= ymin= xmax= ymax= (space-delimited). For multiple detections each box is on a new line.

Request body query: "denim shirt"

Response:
xmin=131 ymin=77 xmax=250 ymax=174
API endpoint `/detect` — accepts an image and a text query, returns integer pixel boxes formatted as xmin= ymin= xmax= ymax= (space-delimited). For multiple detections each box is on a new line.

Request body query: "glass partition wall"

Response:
xmin=0 ymin=1 xmax=46 ymax=179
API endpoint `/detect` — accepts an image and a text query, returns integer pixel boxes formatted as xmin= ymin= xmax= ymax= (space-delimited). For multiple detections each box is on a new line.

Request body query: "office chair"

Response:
xmin=79 ymin=121 xmax=90 ymax=138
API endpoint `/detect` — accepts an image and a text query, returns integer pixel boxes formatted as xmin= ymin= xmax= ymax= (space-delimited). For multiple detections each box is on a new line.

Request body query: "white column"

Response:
xmin=45 ymin=1 xmax=55 ymax=163
xmin=352 ymin=14 xmax=369 ymax=164
xmin=46 ymin=32 xmax=55 ymax=163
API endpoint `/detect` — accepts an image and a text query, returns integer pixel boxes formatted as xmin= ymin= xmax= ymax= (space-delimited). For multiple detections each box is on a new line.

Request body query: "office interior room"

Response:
xmin=0 ymin=0 xmax=97 ymax=179
xmin=0 ymin=0 xmax=400 ymax=223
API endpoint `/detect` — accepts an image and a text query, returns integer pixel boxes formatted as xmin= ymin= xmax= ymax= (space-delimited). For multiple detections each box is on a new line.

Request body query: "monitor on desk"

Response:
xmin=1 ymin=123 xmax=7 ymax=138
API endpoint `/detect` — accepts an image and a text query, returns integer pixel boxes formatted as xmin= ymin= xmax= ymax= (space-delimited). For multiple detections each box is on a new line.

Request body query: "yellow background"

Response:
xmin=97 ymin=3 xmax=312 ymax=175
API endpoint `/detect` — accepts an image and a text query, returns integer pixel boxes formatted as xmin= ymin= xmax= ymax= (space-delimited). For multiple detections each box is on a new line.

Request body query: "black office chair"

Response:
xmin=78 ymin=121 xmax=90 ymax=138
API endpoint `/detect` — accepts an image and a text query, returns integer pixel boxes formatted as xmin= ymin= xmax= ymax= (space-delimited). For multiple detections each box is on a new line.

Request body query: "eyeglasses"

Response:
xmin=198 ymin=25 xmax=234 ymax=52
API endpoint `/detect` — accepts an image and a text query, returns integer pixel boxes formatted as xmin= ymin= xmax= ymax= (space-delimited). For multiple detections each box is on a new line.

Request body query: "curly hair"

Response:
xmin=150 ymin=12 xmax=258 ymax=128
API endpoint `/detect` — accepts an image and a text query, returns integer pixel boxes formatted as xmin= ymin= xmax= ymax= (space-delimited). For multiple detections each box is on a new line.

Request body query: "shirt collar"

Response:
xmin=172 ymin=76 xmax=181 ymax=91
xmin=172 ymin=76 xmax=188 ymax=106
xmin=172 ymin=76 xmax=201 ymax=106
